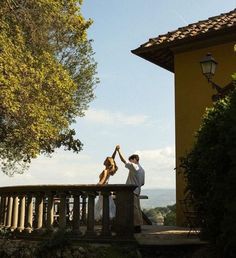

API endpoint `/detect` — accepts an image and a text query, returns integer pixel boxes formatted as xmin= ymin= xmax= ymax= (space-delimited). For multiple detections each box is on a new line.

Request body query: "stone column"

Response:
xmin=115 ymin=189 xmax=134 ymax=239
xmin=17 ymin=195 xmax=26 ymax=232
xmin=46 ymin=193 xmax=54 ymax=230
xmin=72 ymin=193 xmax=82 ymax=235
xmin=11 ymin=195 xmax=19 ymax=231
xmin=101 ymin=191 xmax=111 ymax=237
xmin=85 ymin=192 xmax=96 ymax=237
xmin=6 ymin=195 xmax=13 ymax=228
xmin=59 ymin=192 xmax=67 ymax=229
xmin=25 ymin=195 xmax=33 ymax=233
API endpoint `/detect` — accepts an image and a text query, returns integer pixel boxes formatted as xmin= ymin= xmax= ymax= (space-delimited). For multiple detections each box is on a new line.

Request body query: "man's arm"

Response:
xmin=116 ymin=145 xmax=127 ymax=164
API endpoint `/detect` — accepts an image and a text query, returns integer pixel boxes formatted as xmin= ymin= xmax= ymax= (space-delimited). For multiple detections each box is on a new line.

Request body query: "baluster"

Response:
xmin=6 ymin=195 xmax=13 ymax=228
xmin=59 ymin=192 xmax=67 ymax=229
xmin=46 ymin=192 xmax=54 ymax=230
xmin=85 ymin=191 xmax=96 ymax=237
xmin=101 ymin=191 xmax=111 ymax=237
xmin=35 ymin=193 xmax=44 ymax=231
xmin=0 ymin=195 xmax=5 ymax=226
xmin=3 ymin=197 xmax=9 ymax=227
xmin=72 ymin=192 xmax=82 ymax=235
xmin=0 ymin=196 xmax=2 ymax=225
xmin=0 ymin=195 xmax=2 ymax=226
xmin=11 ymin=195 xmax=19 ymax=231
xmin=66 ymin=194 xmax=72 ymax=223
xmin=25 ymin=194 xmax=33 ymax=233
xmin=17 ymin=195 xmax=26 ymax=232
xmin=0 ymin=194 xmax=8 ymax=226
xmin=81 ymin=194 xmax=87 ymax=225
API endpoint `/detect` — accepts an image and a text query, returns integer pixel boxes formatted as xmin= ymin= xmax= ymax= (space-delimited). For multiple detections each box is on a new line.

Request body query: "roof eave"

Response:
xmin=131 ymin=26 xmax=236 ymax=73
xmin=131 ymin=43 xmax=174 ymax=72
xmin=131 ymin=46 xmax=174 ymax=72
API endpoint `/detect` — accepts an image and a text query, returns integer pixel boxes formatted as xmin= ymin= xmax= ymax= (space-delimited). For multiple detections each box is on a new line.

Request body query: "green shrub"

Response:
xmin=163 ymin=204 xmax=176 ymax=226
xmin=180 ymin=74 xmax=236 ymax=257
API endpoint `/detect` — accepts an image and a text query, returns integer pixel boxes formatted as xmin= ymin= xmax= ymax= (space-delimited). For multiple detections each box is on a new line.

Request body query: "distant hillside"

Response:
xmin=140 ymin=188 xmax=175 ymax=209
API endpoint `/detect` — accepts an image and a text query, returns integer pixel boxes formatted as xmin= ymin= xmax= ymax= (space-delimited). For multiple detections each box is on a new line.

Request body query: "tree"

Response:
xmin=180 ymin=74 xmax=236 ymax=256
xmin=0 ymin=0 xmax=98 ymax=175
xmin=143 ymin=204 xmax=176 ymax=226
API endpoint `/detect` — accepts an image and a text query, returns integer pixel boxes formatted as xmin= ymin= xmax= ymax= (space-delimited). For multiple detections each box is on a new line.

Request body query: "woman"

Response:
xmin=95 ymin=148 xmax=118 ymax=221
xmin=98 ymin=156 xmax=118 ymax=184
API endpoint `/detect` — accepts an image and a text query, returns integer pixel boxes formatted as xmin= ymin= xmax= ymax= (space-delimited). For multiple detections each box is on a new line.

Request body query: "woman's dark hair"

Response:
xmin=128 ymin=154 xmax=139 ymax=162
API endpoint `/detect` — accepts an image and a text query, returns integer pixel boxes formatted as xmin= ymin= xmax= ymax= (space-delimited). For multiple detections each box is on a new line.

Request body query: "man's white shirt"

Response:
xmin=125 ymin=162 xmax=145 ymax=195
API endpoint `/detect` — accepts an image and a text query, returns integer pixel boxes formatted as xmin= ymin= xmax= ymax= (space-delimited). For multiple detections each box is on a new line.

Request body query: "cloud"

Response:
xmin=0 ymin=151 xmax=101 ymax=187
xmin=82 ymin=108 xmax=149 ymax=126
xmin=0 ymin=146 xmax=176 ymax=190
xmin=135 ymin=146 xmax=176 ymax=189
xmin=137 ymin=146 xmax=174 ymax=160
xmin=107 ymin=146 xmax=176 ymax=189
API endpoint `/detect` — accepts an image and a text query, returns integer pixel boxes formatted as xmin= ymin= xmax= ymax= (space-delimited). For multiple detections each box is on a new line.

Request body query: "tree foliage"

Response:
xmin=0 ymin=0 xmax=98 ymax=175
xmin=143 ymin=204 xmax=176 ymax=226
xmin=180 ymin=74 xmax=236 ymax=257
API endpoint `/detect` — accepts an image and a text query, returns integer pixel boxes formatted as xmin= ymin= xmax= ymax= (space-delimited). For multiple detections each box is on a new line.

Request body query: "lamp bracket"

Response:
xmin=209 ymin=80 xmax=223 ymax=92
xmin=209 ymin=80 xmax=235 ymax=101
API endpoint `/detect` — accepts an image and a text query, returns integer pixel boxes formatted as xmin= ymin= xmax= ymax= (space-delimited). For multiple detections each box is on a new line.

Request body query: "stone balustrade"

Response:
xmin=0 ymin=184 xmax=136 ymax=240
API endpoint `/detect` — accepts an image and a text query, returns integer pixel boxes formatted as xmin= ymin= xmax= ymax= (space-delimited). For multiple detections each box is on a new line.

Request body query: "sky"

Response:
xmin=1 ymin=0 xmax=236 ymax=189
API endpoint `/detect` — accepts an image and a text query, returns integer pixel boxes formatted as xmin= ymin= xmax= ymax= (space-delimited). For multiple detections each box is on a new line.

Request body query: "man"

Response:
xmin=116 ymin=145 xmax=145 ymax=233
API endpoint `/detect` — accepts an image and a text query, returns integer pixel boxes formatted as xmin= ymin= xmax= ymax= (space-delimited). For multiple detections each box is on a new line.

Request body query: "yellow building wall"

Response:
xmin=174 ymin=41 xmax=236 ymax=225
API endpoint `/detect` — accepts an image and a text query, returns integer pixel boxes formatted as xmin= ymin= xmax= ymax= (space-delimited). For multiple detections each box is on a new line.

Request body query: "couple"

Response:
xmin=95 ymin=145 xmax=145 ymax=233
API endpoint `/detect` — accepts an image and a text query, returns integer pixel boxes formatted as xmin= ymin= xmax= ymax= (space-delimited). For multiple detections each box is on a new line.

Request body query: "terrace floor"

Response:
xmin=135 ymin=225 xmax=207 ymax=246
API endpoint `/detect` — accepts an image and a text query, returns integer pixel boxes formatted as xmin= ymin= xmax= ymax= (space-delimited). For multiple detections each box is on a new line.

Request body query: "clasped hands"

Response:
xmin=115 ymin=145 xmax=120 ymax=151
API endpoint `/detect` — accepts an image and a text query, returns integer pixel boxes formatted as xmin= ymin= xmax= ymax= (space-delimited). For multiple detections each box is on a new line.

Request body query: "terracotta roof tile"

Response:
xmin=140 ymin=9 xmax=236 ymax=48
xmin=132 ymin=9 xmax=236 ymax=72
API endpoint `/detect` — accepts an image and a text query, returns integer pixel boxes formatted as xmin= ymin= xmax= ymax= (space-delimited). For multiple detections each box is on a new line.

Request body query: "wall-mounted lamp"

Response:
xmin=200 ymin=53 xmax=234 ymax=101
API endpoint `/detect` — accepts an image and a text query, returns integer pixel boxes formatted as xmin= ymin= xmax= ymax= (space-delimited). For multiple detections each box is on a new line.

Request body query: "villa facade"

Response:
xmin=132 ymin=9 xmax=236 ymax=225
